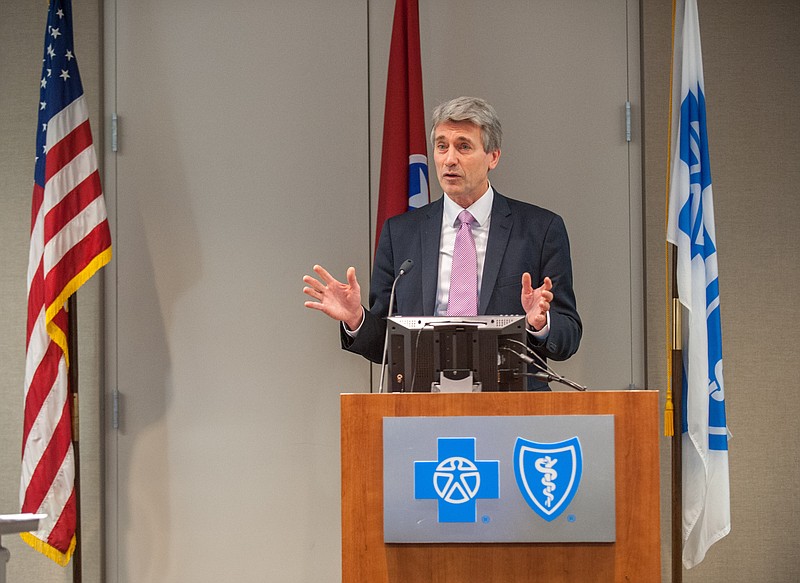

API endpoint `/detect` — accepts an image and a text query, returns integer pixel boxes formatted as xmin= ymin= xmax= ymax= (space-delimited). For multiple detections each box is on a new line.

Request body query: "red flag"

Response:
xmin=375 ymin=0 xmax=428 ymax=251
xmin=20 ymin=0 xmax=112 ymax=565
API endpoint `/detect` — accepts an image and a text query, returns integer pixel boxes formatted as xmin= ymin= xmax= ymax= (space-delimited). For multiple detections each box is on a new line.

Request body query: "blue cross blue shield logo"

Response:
xmin=514 ymin=436 xmax=583 ymax=522
xmin=414 ymin=437 xmax=499 ymax=523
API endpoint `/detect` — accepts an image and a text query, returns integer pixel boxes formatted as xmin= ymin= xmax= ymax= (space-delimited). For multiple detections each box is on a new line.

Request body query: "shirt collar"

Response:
xmin=443 ymin=184 xmax=494 ymax=228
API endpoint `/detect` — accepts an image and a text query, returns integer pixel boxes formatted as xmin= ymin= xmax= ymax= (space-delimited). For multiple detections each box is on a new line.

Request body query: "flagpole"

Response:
xmin=667 ymin=0 xmax=683 ymax=577
xmin=67 ymin=294 xmax=82 ymax=583
xmin=670 ymin=250 xmax=683 ymax=583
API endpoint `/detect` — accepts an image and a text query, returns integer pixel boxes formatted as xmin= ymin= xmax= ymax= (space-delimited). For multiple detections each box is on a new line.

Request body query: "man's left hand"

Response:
xmin=521 ymin=274 xmax=552 ymax=331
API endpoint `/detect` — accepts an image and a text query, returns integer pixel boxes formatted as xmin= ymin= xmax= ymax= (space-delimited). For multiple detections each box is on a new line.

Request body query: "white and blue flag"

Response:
xmin=667 ymin=0 xmax=731 ymax=569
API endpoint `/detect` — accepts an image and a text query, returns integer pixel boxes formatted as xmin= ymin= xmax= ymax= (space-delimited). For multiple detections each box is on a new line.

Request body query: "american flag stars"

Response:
xmin=36 ymin=6 xmax=80 ymax=170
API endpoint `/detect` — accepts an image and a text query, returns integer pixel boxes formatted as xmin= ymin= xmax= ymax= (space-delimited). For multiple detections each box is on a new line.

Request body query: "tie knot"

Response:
xmin=457 ymin=210 xmax=475 ymax=227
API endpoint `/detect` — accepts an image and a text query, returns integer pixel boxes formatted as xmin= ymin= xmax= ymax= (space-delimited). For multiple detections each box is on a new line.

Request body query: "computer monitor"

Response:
xmin=386 ymin=315 xmax=528 ymax=392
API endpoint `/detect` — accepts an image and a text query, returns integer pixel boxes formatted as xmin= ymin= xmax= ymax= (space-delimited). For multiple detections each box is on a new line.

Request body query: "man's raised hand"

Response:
xmin=303 ymin=265 xmax=364 ymax=330
xmin=521 ymin=274 xmax=553 ymax=331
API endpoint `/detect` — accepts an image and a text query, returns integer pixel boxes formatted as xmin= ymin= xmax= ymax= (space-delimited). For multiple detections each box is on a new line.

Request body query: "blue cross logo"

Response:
xmin=414 ymin=438 xmax=499 ymax=523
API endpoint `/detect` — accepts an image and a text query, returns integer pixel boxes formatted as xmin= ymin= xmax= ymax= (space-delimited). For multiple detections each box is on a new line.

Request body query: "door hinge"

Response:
xmin=625 ymin=101 xmax=632 ymax=142
xmin=111 ymin=113 xmax=119 ymax=152
xmin=112 ymin=388 xmax=120 ymax=430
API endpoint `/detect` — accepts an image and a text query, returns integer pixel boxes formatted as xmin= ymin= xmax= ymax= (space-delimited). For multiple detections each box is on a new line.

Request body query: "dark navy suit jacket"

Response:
xmin=342 ymin=190 xmax=582 ymax=390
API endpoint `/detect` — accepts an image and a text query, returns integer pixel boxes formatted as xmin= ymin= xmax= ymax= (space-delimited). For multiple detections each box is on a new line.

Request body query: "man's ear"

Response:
xmin=487 ymin=149 xmax=501 ymax=171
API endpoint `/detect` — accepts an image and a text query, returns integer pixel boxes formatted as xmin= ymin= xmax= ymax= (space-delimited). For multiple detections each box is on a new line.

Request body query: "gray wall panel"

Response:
xmin=107 ymin=1 xmax=369 ymax=581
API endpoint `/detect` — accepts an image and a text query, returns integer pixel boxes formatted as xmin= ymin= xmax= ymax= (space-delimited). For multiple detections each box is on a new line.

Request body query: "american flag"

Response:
xmin=20 ymin=0 xmax=112 ymax=565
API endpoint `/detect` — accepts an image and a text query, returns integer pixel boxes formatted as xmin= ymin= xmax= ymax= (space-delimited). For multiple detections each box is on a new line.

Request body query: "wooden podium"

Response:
xmin=341 ymin=391 xmax=661 ymax=583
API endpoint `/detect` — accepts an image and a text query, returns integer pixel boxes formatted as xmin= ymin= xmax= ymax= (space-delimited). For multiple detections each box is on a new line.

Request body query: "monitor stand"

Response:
xmin=432 ymin=370 xmax=482 ymax=393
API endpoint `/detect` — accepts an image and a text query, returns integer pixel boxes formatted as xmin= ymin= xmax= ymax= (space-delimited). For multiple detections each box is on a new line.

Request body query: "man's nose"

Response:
xmin=442 ymin=147 xmax=457 ymax=166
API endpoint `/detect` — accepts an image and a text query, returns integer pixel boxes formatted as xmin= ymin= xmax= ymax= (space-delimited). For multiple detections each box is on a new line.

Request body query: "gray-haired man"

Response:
xmin=303 ymin=96 xmax=581 ymax=390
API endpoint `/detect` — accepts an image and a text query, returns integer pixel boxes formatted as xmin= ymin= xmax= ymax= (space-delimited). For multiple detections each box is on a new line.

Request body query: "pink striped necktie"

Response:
xmin=447 ymin=210 xmax=478 ymax=316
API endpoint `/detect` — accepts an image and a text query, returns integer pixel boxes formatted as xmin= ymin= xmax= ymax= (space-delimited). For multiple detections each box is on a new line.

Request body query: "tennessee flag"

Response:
xmin=20 ymin=0 xmax=112 ymax=565
xmin=667 ymin=0 xmax=731 ymax=569
xmin=375 ymin=0 xmax=428 ymax=251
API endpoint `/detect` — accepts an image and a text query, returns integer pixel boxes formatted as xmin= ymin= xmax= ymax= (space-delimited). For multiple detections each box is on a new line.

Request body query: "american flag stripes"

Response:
xmin=20 ymin=0 xmax=112 ymax=565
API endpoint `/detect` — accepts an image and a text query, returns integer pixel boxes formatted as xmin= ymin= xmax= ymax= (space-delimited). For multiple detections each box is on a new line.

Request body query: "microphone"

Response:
xmin=531 ymin=371 xmax=587 ymax=392
xmin=499 ymin=342 xmax=587 ymax=392
xmin=378 ymin=259 xmax=414 ymax=393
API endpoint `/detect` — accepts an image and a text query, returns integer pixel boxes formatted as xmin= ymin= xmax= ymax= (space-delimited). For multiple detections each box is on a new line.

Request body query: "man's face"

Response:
xmin=433 ymin=120 xmax=500 ymax=207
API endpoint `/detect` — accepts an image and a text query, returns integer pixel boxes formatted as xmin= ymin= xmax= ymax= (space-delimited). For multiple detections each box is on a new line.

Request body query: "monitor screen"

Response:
xmin=386 ymin=315 xmax=528 ymax=392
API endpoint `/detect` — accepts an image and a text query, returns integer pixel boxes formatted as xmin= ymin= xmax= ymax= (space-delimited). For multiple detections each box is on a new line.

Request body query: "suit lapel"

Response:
xmin=480 ymin=192 xmax=512 ymax=314
xmin=420 ymin=197 xmax=443 ymax=315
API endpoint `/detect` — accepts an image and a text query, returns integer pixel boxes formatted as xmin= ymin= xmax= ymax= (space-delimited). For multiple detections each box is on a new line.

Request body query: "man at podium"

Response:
xmin=303 ymin=96 xmax=581 ymax=390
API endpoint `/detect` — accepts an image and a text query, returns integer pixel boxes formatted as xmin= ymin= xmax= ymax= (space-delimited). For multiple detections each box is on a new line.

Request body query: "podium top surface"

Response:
xmin=340 ymin=389 xmax=657 ymax=395
xmin=0 ymin=514 xmax=46 ymax=535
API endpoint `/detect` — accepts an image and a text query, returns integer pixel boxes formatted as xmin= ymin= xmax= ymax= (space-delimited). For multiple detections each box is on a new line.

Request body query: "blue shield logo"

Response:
xmin=514 ymin=436 xmax=583 ymax=522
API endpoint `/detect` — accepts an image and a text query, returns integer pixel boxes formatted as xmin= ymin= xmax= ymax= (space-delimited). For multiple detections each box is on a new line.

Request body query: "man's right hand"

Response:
xmin=303 ymin=265 xmax=364 ymax=330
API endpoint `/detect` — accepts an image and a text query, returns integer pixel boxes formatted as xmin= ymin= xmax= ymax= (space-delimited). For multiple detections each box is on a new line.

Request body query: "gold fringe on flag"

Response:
xmin=45 ymin=248 xmax=113 ymax=367
xmin=20 ymin=532 xmax=76 ymax=567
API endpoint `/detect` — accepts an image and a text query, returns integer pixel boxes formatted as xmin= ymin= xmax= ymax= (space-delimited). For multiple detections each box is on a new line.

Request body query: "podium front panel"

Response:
xmin=341 ymin=391 xmax=661 ymax=583
xmin=383 ymin=415 xmax=615 ymax=543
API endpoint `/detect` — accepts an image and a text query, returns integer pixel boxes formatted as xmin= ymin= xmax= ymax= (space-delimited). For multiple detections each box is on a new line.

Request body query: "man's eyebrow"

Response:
xmin=435 ymin=134 xmax=474 ymax=143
